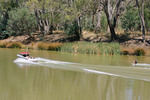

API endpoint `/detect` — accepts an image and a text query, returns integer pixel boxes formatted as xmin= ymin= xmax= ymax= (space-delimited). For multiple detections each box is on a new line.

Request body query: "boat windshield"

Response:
xmin=21 ymin=54 xmax=30 ymax=57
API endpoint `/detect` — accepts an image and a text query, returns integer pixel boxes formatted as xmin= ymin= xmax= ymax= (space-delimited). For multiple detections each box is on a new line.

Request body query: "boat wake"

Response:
xmin=14 ymin=58 xmax=37 ymax=64
xmin=131 ymin=63 xmax=150 ymax=67
xmin=14 ymin=57 xmax=150 ymax=82
xmin=14 ymin=57 xmax=76 ymax=68
xmin=36 ymin=57 xmax=73 ymax=64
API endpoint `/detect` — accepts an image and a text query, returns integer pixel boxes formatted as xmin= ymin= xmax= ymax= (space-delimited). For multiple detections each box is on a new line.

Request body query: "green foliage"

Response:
xmin=98 ymin=43 xmax=121 ymax=55
xmin=0 ymin=31 xmax=11 ymax=39
xmin=7 ymin=7 xmax=37 ymax=36
xmin=0 ymin=16 xmax=6 ymax=32
xmin=0 ymin=0 xmax=149 ymax=42
xmin=100 ymin=12 xmax=108 ymax=32
xmin=121 ymin=5 xmax=140 ymax=31
xmin=0 ymin=17 xmax=9 ymax=39
xmin=65 ymin=21 xmax=79 ymax=35
xmin=65 ymin=21 xmax=80 ymax=40
xmin=0 ymin=1 xmax=19 ymax=38
xmin=82 ymin=12 xmax=108 ymax=32
xmin=82 ymin=15 xmax=94 ymax=31
xmin=60 ymin=42 xmax=121 ymax=55
xmin=145 ymin=2 xmax=150 ymax=32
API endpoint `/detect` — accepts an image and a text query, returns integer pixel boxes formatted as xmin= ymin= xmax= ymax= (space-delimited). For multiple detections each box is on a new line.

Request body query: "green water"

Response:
xmin=0 ymin=48 xmax=150 ymax=100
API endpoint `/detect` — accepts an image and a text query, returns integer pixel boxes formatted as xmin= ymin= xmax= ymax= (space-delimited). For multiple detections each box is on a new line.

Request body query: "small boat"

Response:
xmin=17 ymin=52 xmax=38 ymax=62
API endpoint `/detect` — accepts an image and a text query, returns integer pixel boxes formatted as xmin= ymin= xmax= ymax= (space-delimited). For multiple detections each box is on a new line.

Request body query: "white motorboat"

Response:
xmin=17 ymin=52 xmax=38 ymax=62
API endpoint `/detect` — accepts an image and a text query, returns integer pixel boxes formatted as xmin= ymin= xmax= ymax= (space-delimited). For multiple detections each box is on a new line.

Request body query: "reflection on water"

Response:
xmin=0 ymin=48 xmax=150 ymax=100
xmin=1 ymin=66 xmax=150 ymax=100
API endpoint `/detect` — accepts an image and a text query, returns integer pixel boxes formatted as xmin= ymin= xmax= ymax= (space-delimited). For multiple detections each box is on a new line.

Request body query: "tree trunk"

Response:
xmin=95 ymin=11 xmax=101 ymax=33
xmin=49 ymin=25 xmax=53 ymax=34
xmin=34 ymin=8 xmax=51 ymax=35
xmin=78 ymin=17 xmax=82 ymax=37
xmin=109 ymin=26 xmax=117 ymax=41
xmin=101 ymin=0 xmax=132 ymax=42
xmin=16 ymin=0 xmax=18 ymax=4
xmin=92 ymin=14 xmax=95 ymax=30
xmin=106 ymin=14 xmax=117 ymax=41
xmin=136 ymin=0 xmax=146 ymax=44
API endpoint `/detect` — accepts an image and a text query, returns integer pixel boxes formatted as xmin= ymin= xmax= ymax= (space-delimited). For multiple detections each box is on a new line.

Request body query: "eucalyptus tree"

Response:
xmin=136 ymin=0 xmax=146 ymax=44
xmin=26 ymin=0 xmax=62 ymax=34
xmin=121 ymin=5 xmax=140 ymax=31
xmin=7 ymin=7 xmax=37 ymax=37
xmin=62 ymin=0 xmax=92 ymax=40
xmin=0 ymin=0 xmax=19 ymax=38
xmin=144 ymin=1 xmax=150 ymax=32
xmin=86 ymin=0 xmax=102 ymax=33
xmin=100 ymin=0 xmax=133 ymax=41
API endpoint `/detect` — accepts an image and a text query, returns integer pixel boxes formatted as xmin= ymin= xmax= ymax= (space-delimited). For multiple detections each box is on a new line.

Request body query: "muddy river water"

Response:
xmin=0 ymin=48 xmax=150 ymax=100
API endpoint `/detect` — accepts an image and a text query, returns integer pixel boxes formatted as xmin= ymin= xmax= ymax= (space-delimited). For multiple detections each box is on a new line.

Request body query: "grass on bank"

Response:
xmin=0 ymin=42 xmax=24 ymax=48
xmin=0 ymin=41 xmax=148 ymax=56
xmin=37 ymin=42 xmax=62 ymax=51
xmin=59 ymin=42 xmax=121 ymax=55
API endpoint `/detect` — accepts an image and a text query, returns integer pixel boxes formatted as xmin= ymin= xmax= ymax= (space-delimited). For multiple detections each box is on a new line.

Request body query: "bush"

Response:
xmin=37 ymin=42 xmax=48 ymax=50
xmin=134 ymin=48 xmax=145 ymax=56
xmin=7 ymin=7 xmax=37 ymax=36
xmin=47 ymin=43 xmax=62 ymax=51
xmin=121 ymin=50 xmax=129 ymax=55
xmin=1 ymin=31 xmax=11 ymax=39
xmin=121 ymin=5 xmax=140 ymax=31
xmin=6 ymin=42 xmax=23 ymax=48
xmin=65 ymin=21 xmax=80 ymax=40
xmin=37 ymin=42 xmax=62 ymax=51
xmin=0 ymin=42 xmax=7 ymax=48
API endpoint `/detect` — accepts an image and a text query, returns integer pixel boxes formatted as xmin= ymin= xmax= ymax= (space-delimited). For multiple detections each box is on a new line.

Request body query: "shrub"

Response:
xmin=47 ymin=43 xmax=62 ymax=51
xmin=37 ymin=42 xmax=48 ymax=50
xmin=7 ymin=7 xmax=37 ymax=36
xmin=121 ymin=5 xmax=140 ymax=31
xmin=6 ymin=42 xmax=23 ymax=48
xmin=65 ymin=21 xmax=80 ymax=40
xmin=134 ymin=48 xmax=145 ymax=56
xmin=37 ymin=42 xmax=63 ymax=51
xmin=121 ymin=50 xmax=129 ymax=55
xmin=1 ymin=31 xmax=11 ymax=39
xmin=0 ymin=42 xmax=7 ymax=48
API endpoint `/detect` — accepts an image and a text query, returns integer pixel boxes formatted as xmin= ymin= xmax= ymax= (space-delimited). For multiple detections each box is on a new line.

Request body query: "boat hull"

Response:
xmin=17 ymin=54 xmax=38 ymax=62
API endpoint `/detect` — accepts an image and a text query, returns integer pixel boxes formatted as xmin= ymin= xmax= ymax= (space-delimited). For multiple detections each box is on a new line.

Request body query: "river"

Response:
xmin=0 ymin=48 xmax=150 ymax=100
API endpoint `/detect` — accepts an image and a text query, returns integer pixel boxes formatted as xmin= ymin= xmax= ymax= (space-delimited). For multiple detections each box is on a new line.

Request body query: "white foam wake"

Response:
xmin=83 ymin=68 xmax=150 ymax=82
xmin=36 ymin=57 xmax=73 ymax=64
xmin=132 ymin=63 xmax=150 ymax=67
xmin=14 ymin=57 xmax=150 ymax=82
xmin=14 ymin=58 xmax=37 ymax=64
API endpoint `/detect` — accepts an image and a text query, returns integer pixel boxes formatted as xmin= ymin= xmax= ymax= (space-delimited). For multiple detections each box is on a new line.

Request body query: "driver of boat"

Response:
xmin=22 ymin=54 xmax=26 ymax=57
xmin=22 ymin=54 xmax=30 ymax=58
xmin=26 ymin=54 xmax=30 ymax=58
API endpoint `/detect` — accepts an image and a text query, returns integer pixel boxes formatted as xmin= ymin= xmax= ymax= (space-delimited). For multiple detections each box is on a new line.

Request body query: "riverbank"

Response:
xmin=0 ymin=41 xmax=148 ymax=56
xmin=0 ymin=31 xmax=150 ymax=56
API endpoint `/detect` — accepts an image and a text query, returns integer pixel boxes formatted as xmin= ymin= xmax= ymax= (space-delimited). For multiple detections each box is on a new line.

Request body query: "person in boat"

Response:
xmin=20 ymin=52 xmax=30 ymax=58
xmin=133 ymin=60 xmax=137 ymax=64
